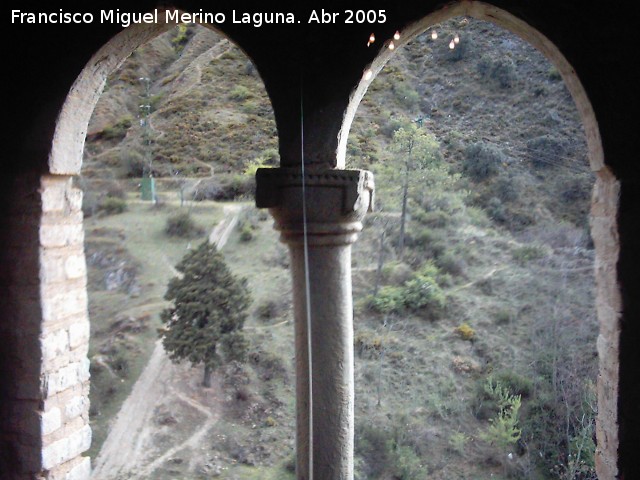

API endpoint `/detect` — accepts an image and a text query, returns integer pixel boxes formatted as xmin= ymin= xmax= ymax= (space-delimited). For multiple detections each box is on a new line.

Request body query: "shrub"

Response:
xmin=486 ymin=197 xmax=507 ymax=224
xmin=369 ymin=263 xmax=445 ymax=317
xmin=191 ymin=176 xmax=255 ymax=201
xmin=356 ymin=424 xmax=391 ymax=478
xmin=102 ymin=116 xmax=133 ymax=140
xmin=390 ymin=444 xmax=426 ymax=479
xmin=494 ymin=370 xmax=533 ymax=398
xmin=492 ymin=57 xmax=517 ymax=88
xmin=255 ymin=299 xmax=282 ymax=320
xmin=380 ymin=117 xmax=404 ymax=138
xmin=239 ymin=224 xmax=254 ymax=242
xmin=446 ymin=34 xmax=473 ymax=62
xmin=436 ymin=251 xmax=467 ymax=277
xmin=463 ymin=142 xmax=508 ymax=180
xmin=230 ymin=85 xmax=251 ymax=101
xmin=121 ymin=149 xmax=146 ymax=177
xmin=477 ymin=55 xmax=517 ymax=88
xmin=548 ymin=66 xmax=562 ymax=82
xmin=393 ymin=82 xmax=420 ymax=109
xmin=191 ymin=179 xmax=223 ymax=201
xmin=354 ymin=330 xmax=384 ymax=359
xmin=449 ymin=431 xmax=471 ymax=455
xmin=405 ymin=227 xmax=447 ymax=258
xmin=105 ymin=182 xmax=126 ymax=199
xmin=494 ymin=308 xmax=513 ymax=325
xmin=526 ymin=135 xmax=567 ymax=169
xmin=368 ymin=285 xmax=405 ymax=315
xmin=98 ymin=197 xmax=127 ymax=215
xmin=512 ymin=244 xmax=546 ymax=264
xmin=164 ymin=212 xmax=205 ymax=238
xmin=495 ymin=175 xmax=520 ymax=203
xmin=454 ymin=323 xmax=475 ymax=341
xmin=402 ymin=266 xmax=446 ymax=313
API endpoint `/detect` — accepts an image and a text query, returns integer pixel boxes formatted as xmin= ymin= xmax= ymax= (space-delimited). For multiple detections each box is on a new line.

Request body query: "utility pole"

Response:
xmin=139 ymin=76 xmax=156 ymax=203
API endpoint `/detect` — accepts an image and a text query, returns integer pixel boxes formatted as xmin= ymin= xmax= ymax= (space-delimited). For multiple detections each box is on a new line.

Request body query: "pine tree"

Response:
xmin=390 ymin=123 xmax=443 ymax=258
xmin=159 ymin=241 xmax=250 ymax=387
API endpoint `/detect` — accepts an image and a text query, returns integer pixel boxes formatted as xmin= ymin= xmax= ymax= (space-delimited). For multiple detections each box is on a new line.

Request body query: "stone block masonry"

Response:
xmin=36 ymin=175 xmax=92 ymax=480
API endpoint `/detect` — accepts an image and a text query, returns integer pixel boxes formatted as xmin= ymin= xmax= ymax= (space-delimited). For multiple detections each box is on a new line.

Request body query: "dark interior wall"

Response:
xmin=617 ymin=181 xmax=640 ymax=478
xmin=3 ymin=0 xmax=639 ymax=477
xmin=0 ymin=171 xmax=45 ymax=477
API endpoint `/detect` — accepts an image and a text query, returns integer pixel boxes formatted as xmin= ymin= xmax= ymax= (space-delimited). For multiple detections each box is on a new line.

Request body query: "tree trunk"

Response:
xmin=398 ymin=167 xmax=409 ymax=259
xmin=373 ymin=229 xmax=386 ymax=296
xmin=202 ymin=364 xmax=212 ymax=387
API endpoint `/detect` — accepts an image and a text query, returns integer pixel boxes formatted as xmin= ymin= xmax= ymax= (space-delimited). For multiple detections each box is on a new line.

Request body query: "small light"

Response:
xmin=449 ymin=40 xmax=455 ymax=49
xmin=388 ymin=41 xmax=395 ymax=50
xmin=369 ymin=33 xmax=375 ymax=43
xmin=364 ymin=69 xmax=373 ymax=80
xmin=431 ymin=30 xmax=438 ymax=40
xmin=394 ymin=31 xmax=401 ymax=40
xmin=454 ymin=34 xmax=460 ymax=44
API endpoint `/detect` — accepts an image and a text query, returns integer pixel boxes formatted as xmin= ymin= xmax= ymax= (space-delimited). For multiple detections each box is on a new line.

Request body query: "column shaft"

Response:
xmin=291 ymin=244 xmax=354 ymax=480
xmin=255 ymin=167 xmax=374 ymax=480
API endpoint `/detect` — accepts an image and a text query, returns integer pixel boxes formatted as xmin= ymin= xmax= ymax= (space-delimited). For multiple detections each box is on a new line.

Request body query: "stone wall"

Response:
xmin=0 ymin=174 xmax=91 ymax=480
xmin=591 ymin=168 xmax=621 ymax=479
xmin=1 ymin=172 xmax=45 ymax=477
xmin=38 ymin=175 xmax=91 ymax=480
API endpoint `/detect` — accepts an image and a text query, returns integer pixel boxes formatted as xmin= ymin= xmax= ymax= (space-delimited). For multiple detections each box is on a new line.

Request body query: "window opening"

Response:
xmin=348 ymin=16 xmax=597 ymax=480
xmin=81 ymin=23 xmax=295 ymax=479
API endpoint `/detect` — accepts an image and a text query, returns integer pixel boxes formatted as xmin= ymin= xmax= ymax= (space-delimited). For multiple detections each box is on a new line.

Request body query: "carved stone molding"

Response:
xmin=255 ymin=167 xmax=374 ymax=246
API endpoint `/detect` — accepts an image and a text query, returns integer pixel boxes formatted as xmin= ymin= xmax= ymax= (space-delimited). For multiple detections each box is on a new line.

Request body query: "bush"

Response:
xmin=477 ymin=55 xmax=517 ymax=88
xmin=191 ymin=175 xmax=255 ymax=201
xmin=486 ymin=197 xmax=507 ymax=224
xmin=379 ymin=117 xmax=404 ymax=138
xmin=239 ymin=225 xmax=253 ymax=242
xmin=436 ymin=251 xmax=467 ymax=277
xmin=494 ymin=308 xmax=513 ymax=325
xmin=526 ymin=135 xmax=567 ymax=169
xmin=392 ymin=82 xmax=420 ymax=109
xmin=494 ymin=370 xmax=533 ymax=398
xmin=446 ymin=34 xmax=473 ymax=62
xmin=121 ymin=149 xmax=147 ymax=177
xmin=463 ymin=142 xmax=508 ymax=180
xmin=512 ymin=244 xmax=546 ymax=264
xmin=354 ymin=330 xmax=384 ymax=359
xmin=105 ymin=182 xmax=126 ymax=199
xmin=405 ymin=227 xmax=447 ymax=258
xmin=368 ymin=285 xmax=405 ymax=315
xmin=454 ymin=323 xmax=475 ymax=341
xmin=255 ymin=300 xmax=279 ymax=320
xmin=368 ymin=263 xmax=445 ymax=317
xmin=547 ymin=66 xmax=562 ymax=82
xmin=98 ymin=197 xmax=127 ymax=215
xmin=230 ymin=85 xmax=251 ymax=101
xmin=102 ymin=116 xmax=133 ymax=140
xmin=164 ymin=212 xmax=205 ymax=238
xmin=495 ymin=175 xmax=520 ymax=203
xmin=402 ymin=266 xmax=446 ymax=313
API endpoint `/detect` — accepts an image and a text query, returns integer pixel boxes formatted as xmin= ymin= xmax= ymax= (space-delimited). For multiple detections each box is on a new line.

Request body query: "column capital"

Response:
xmin=255 ymin=167 xmax=375 ymax=246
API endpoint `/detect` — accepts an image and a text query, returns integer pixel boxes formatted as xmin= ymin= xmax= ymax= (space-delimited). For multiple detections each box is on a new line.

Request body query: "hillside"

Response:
xmin=82 ymin=17 xmax=596 ymax=480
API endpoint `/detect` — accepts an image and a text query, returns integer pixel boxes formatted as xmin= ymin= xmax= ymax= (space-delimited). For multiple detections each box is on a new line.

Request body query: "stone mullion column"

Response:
xmin=256 ymin=168 xmax=374 ymax=480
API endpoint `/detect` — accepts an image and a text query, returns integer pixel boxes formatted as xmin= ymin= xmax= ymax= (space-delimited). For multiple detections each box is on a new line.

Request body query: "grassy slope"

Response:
xmin=82 ymin=17 xmax=596 ymax=480
xmin=86 ymin=198 xmax=223 ymax=457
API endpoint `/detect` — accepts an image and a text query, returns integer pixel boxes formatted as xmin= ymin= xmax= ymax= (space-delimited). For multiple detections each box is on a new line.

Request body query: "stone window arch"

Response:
xmin=338 ymin=2 xmax=619 ymax=478
xmin=35 ymin=11 xmax=274 ymax=479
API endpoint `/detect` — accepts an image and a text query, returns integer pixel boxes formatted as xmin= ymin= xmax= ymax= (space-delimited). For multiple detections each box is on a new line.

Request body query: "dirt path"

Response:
xmin=91 ymin=206 xmax=242 ymax=479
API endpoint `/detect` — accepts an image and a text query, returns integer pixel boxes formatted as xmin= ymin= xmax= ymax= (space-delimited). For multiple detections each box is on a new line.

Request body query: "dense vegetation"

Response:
xmin=83 ymin=17 xmax=596 ymax=479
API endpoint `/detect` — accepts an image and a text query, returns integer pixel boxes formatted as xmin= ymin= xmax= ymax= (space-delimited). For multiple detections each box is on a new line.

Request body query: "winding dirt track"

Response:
xmin=91 ymin=206 xmax=242 ymax=479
